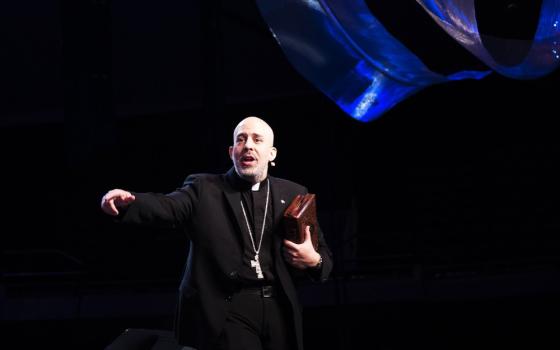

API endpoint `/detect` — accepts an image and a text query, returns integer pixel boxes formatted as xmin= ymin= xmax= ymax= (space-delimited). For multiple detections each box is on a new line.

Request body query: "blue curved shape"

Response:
xmin=255 ymin=0 xmax=490 ymax=122
xmin=417 ymin=0 xmax=560 ymax=79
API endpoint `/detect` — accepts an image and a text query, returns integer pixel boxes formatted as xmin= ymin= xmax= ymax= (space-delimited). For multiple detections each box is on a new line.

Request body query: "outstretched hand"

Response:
xmin=100 ymin=189 xmax=136 ymax=216
xmin=283 ymin=226 xmax=321 ymax=270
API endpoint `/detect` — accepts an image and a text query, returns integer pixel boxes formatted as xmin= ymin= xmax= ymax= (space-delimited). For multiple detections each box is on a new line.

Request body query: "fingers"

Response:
xmin=283 ymin=239 xmax=298 ymax=251
xmin=101 ymin=189 xmax=135 ymax=216
xmin=283 ymin=227 xmax=313 ymax=251
xmin=117 ymin=193 xmax=136 ymax=205
xmin=282 ymin=235 xmax=320 ymax=270
xmin=107 ymin=198 xmax=119 ymax=216
xmin=283 ymin=249 xmax=305 ymax=270
xmin=282 ymin=248 xmax=298 ymax=261
xmin=282 ymin=245 xmax=309 ymax=270
xmin=304 ymin=225 xmax=311 ymax=241
xmin=101 ymin=195 xmax=119 ymax=216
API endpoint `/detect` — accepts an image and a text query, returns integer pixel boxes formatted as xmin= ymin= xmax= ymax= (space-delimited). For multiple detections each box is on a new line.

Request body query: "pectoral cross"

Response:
xmin=251 ymin=254 xmax=264 ymax=279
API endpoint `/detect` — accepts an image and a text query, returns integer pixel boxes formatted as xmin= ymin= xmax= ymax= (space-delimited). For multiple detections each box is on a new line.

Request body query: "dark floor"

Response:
xmin=4 ymin=292 xmax=559 ymax=350
xmin=304 ymin=295 xmax=560 ymax=350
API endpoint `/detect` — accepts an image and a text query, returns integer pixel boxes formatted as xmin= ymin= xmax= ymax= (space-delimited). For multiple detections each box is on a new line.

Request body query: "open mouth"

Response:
xmin=240 ymin=155 xmax=256 ymax=167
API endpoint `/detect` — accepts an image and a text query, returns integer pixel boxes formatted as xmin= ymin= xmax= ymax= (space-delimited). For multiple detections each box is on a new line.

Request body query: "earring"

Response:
xmin=270 ymin=161 xmax=276 ymax=167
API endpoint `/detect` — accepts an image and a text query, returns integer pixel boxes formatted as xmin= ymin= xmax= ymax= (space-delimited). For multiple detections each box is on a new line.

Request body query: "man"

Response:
xmin=101 ymin=116 xmax=333 ymax=350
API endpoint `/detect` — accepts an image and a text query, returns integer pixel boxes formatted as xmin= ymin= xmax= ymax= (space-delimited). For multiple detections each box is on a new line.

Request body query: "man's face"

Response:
xmin=229 ymin=117 xmax=276 ymax=183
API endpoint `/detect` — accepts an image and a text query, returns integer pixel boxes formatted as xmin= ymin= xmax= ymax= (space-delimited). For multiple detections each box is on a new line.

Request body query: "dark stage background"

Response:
xmin=2 ymin=1 xmax=559 ymax=349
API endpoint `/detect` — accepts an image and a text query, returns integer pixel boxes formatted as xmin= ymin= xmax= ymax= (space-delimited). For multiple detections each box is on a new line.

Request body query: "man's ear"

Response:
xmin=228 ymin=146 xmax=233 ymax=160
xmin=269 ymin=147 xmax=277 ymax=161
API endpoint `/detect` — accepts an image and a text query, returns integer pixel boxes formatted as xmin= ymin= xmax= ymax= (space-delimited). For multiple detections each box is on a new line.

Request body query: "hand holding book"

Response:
xmin=282 ymin=193 xmax=319 ymax=251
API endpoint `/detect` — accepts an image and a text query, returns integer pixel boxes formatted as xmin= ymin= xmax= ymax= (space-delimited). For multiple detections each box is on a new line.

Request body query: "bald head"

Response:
xmin=229 ymin=116 xmax=277 ymax=183
xmin=233 ymin=116 xmax=275 ymax=146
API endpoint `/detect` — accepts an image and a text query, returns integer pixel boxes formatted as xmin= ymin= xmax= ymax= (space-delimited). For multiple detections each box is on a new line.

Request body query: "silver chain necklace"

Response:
xmin=239 ymin=179 xmax=270 ymax=279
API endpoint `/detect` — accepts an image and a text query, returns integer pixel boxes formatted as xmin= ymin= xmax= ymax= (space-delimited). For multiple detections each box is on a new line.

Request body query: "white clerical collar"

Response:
xmin=251 ymin=178 xmax=269 ymax=192
xmin=251 ymin=182 xmax=261 ymax=192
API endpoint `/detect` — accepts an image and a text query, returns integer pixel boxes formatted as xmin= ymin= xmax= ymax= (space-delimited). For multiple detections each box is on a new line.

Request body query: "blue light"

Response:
xmin=255 ymin=0 xmax=559 ymax=122
xmin=417 ymin=0 xmax=560 ymax=79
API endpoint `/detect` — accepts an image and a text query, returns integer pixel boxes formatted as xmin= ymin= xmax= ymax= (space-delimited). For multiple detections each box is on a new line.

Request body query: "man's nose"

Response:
xmin=244 ymin=139 xmax=255 ymax=149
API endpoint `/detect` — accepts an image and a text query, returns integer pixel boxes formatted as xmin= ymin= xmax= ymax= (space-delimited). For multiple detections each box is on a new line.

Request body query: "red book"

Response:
xmin=283 ymin=193 xmax=319 ymax=251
